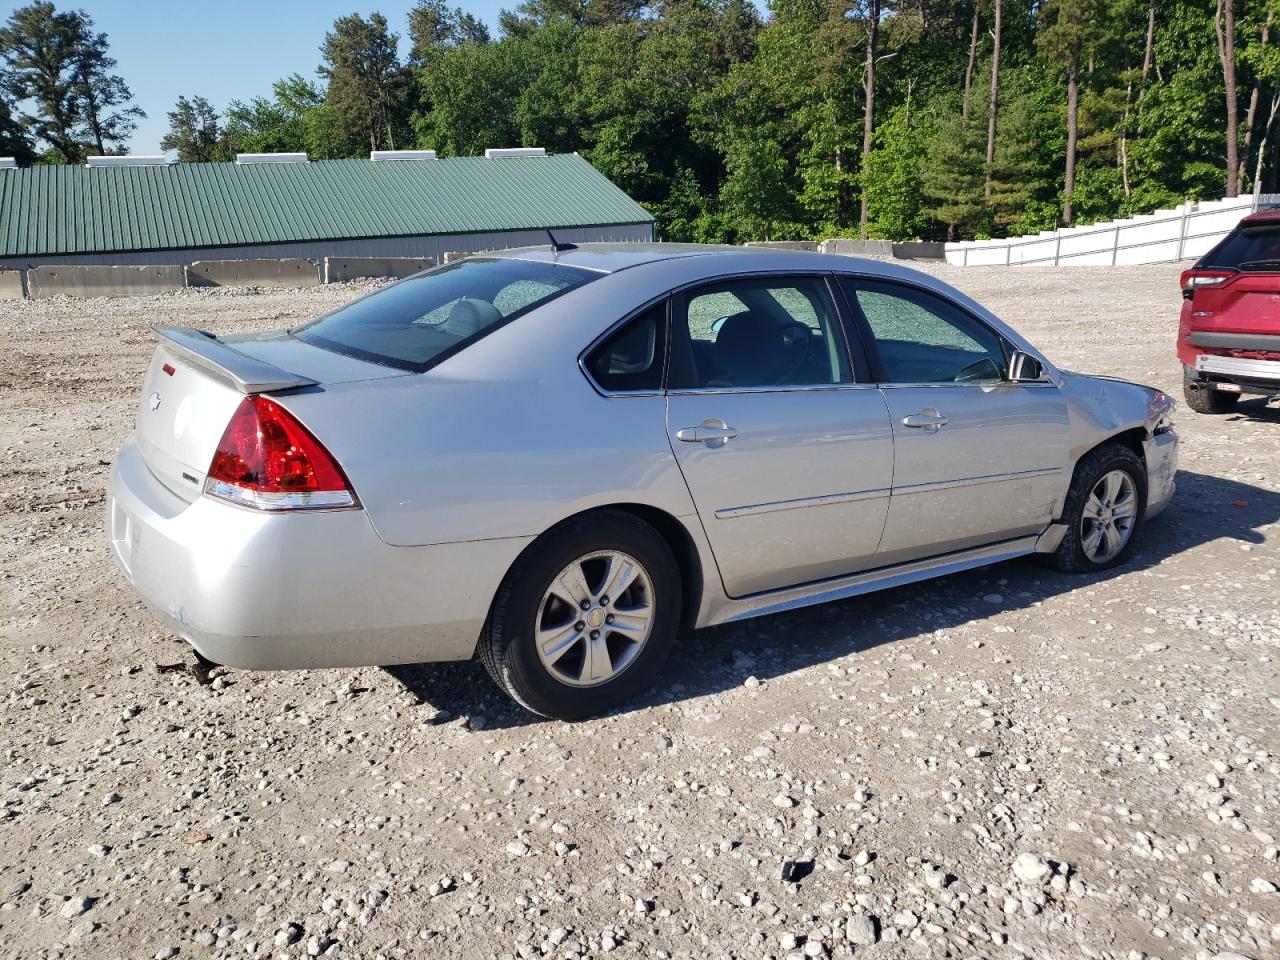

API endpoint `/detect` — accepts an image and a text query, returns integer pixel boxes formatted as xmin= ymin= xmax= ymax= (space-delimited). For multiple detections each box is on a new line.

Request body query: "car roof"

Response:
xmin=1241 ymin=208 xmax=1280 ymax=224
xmin=486 ymin=242 xmax=846 ymax=274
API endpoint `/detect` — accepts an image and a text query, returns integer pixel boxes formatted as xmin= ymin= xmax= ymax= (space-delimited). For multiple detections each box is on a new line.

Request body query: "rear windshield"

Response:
xmin=1200 ymin=222 xmax=1280 ymax=271
xmin=294 ymin=258 xmax=598 ymax=371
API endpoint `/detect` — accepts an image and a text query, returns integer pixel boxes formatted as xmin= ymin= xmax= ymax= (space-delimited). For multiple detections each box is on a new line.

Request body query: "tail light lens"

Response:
xmin=1180 ymin=268 xmax=1235 ymax=300
xmin=204 ymin=395 xmax=358 ymax=510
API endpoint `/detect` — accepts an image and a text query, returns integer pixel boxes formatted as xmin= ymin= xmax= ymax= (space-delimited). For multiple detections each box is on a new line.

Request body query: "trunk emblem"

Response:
xmin=149 ymin=392 xmax=162 ymax=411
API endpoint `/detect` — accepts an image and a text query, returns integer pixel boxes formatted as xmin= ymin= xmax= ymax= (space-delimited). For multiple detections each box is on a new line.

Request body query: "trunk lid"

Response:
xmin=134 ymin=327 xmax=407 ymax=502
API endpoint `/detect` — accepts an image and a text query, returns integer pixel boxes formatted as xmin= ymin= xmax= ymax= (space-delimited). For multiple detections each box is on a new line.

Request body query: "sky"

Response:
xmin=22 ymin=0 xmax=515 ymax=155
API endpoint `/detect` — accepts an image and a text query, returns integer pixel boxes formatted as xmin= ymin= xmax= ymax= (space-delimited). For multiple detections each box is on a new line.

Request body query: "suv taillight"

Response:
xmin=1180 ymin=268 xmax=1235 ymax=300
xmin=204 ymin=396 xmax=357 ymax=510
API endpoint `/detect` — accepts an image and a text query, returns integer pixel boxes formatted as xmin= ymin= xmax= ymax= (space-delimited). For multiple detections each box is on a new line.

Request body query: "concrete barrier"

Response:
xmin=819 ymin=239 xmax=894 ymax=257
xmin=745 ymin=240 xmax=819 ymax=251
xmin=0 ymin=269 xmax=24 ymax=299
xmin=27 ymin=264 xmax=185 ymax=299
xmin=890 ymin=241 xmax=946 ymax=261
xmin=187 ymin=258 xmax=321 ymax=288
xmin=324 ymin=257 xmax=434 ymax=283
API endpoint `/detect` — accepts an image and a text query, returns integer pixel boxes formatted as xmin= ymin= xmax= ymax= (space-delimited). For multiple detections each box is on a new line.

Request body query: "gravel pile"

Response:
xmin=1 ymin=264 xmax=1277 ymax=959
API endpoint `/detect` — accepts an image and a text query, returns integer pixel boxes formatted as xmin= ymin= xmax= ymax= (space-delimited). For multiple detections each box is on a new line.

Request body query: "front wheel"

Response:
xmin=1051 ymin=444 xmax=1147 ymax=573
xmin=479 ymin=511 xmax=681 ymax=720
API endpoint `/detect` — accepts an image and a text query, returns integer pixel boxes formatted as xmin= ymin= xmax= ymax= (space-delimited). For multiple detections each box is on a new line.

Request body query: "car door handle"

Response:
xmin=902 ymin=410 xmax=948 ymax=431
xmin=676 ymin=422 xmax=738 ymax=444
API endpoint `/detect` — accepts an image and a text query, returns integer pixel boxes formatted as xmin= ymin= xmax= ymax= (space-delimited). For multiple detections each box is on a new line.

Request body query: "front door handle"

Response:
xmin=676 ymin=419 xmax=738 ymax=445
xmin=902 ymin=409 xmax=948 ymax=432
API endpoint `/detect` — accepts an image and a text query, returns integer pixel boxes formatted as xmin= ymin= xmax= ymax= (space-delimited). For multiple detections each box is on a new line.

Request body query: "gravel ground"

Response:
xmin=1 ymin=263 xmax=1278 ymax=960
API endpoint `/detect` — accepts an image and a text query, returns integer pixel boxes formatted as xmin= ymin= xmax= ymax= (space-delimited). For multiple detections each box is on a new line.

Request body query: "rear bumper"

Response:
xmin=1143 ymin=427 xmax=1178 ymax=521
xmin=107 ymin=434 xmax=531 ymax=669
xmin=1194 ymin=353 xmax=1280 ymax=392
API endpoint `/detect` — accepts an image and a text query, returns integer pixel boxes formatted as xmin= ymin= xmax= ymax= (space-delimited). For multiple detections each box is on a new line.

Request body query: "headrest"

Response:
xmin=446 ymin=297 xmax=502 ymax=338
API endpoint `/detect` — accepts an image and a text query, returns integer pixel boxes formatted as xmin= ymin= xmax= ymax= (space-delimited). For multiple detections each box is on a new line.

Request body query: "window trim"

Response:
xmin=667 ymin=272 xmax=864 ymax=395
xmin=577 ymin=294 xmax=672 ymax=398
xmin=834 ymin=274 xmax=1021 ymax=387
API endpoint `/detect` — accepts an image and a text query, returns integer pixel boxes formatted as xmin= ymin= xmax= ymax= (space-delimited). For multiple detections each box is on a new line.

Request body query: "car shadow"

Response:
xmin=386 ymin=469 xmax=1278 ymax=730
xmin=1221 ymin=395 xmax=1280 ymax=423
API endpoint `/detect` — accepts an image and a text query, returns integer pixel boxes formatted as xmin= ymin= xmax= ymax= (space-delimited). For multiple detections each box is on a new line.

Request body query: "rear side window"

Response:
xmin=295 ymin=258 xmax=598 ymax=371
xmin=1200 ymin=222 xmax=1280 ymax=271
xmin=584 ymin=302 xmax=667 ymax=393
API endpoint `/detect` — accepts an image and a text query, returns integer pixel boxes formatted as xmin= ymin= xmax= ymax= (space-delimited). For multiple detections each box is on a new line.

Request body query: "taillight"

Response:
xmin=204 ymin=396 xmax=357 ymax=511
xmin=1180 ymin=268 xmax=1235 ymax=300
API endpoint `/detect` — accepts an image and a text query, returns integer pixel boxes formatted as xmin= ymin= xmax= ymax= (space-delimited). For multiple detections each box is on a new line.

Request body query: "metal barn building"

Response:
xmin=0 ymin=151 xmax=655 ymax=269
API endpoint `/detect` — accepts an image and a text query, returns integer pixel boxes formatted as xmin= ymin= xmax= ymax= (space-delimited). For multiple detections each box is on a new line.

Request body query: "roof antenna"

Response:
xmin=546 ymin=228 xmax=577 ymax=253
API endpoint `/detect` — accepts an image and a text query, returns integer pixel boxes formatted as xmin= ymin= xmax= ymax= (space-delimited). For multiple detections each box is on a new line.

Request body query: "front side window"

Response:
xmin=295 ymin=258 xmax=598 ymax=371
xmin=584 ymin=302 xmax=667 ymax=393
xmin=843 ymin=279 xmax=1007 ymax=384
xmin=670 ymin=277 xmax=852 ymax=390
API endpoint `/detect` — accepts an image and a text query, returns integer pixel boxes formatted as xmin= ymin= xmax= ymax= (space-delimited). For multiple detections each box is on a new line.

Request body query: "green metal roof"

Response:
xmin=0 ymin=153 xmax=653 ymax=258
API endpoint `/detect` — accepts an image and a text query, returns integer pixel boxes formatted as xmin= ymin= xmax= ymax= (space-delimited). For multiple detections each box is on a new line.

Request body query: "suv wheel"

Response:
xmin=1052 ymin=444 xmax=1147 ymax=573
xmin=480 ymin=511 xmax=681 ymax=720
xmin=1183 ymin=365 xmax=1239 ymax=414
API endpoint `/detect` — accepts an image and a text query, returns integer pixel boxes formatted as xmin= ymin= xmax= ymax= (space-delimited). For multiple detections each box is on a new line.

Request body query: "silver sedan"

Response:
xmin=107 ymin=244 xmax=1178 ymax=719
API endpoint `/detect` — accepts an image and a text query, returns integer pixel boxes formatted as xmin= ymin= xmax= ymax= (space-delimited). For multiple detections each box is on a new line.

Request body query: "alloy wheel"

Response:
xmin=1080 ymin=469 xmax=1137 ymax=563
xmin=535 ymin=550 xmax=656 ymax=687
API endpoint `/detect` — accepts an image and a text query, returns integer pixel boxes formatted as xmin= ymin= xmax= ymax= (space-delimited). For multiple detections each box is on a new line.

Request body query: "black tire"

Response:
xmin=479 ymin=510 xmax=682 ymax=720
xmin=1183 ymin=365 xmax=1239 ymax=414
xmin=1052 ymin=444 xmax=1147 ymax=573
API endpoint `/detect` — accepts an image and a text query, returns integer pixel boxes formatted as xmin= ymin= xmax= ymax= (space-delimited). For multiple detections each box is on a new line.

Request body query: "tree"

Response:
xmin=408 ymin=0 xmax=489 ymax=62
xmin=0 ymin=2 xmax=142 ymax=162
xmin=68 ymin=18 xmax=142 ymax=155
xmin=318 ymin=13 xmax=409 ymax=152
xmin=224 ymin=74 xmax=349 ymax=159
xmin=161 ymin=95 xmax=224 ymax=162
xmin=0 ymin=68 xmax=35 ymax=163
xmin=0 ymin=2 xmax=87 ymax=162
xmin=983 ymin=0 xmax=1002 ymax=201
xmin=1038 ymin=0 xmax=1106 ymax=224
xmin=858 ymin=0 xmax=882 ymax=239
xmin=1214 ymin=0 xmax=1240 ymax=196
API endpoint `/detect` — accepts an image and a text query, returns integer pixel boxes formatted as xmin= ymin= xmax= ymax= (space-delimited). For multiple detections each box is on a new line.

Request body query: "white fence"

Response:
xmin=945 ymin=194 xmax=1280 ymax=266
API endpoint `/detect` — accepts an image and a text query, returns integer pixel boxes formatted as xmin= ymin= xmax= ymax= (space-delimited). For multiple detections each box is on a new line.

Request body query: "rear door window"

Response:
xmin=670 ymin=277 xmax=853 ymax=390
xmin=295 ymin=258 xmax=598 ymax=371
xmin=1200 ymin=222 xmax=1280 ymax=272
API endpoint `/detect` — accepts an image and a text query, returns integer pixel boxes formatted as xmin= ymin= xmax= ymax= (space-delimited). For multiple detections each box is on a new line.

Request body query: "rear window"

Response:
xmin=1200 ymin=222 xmax=1280 ymax=271
xmin=294 ymin=258 xmax=598 ymax=371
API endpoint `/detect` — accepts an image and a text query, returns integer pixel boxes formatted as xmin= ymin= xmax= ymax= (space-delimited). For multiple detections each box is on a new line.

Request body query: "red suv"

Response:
xmin=1179 ymin=209 xmax=1280 ymax=413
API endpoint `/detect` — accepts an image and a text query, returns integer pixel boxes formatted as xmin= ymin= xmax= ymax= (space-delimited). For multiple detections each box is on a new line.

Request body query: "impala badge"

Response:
xmin=149 ymin=391 xmax=162 ymax=412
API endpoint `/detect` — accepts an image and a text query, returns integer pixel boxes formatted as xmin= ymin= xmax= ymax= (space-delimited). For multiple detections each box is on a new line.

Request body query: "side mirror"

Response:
xmin=1008 ymin=350 xmax=1047 ymax=382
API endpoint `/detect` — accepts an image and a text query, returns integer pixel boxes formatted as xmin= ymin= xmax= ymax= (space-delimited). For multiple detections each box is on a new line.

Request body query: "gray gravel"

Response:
xmin=1 ymin=264 xmax=1278 ymax=959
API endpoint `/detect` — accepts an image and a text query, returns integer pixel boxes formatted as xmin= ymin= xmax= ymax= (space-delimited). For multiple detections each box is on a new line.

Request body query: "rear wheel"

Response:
xmin=1183 ymin=365 xmax=1239 ymax=414
xmin=479 ymin=511 xmax=681 ymax=720
xmin=1052 ymin=444 xmax=1147 ymax=573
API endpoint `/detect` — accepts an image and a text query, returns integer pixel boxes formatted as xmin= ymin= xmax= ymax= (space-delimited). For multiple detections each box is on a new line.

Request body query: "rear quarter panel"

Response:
xmin=274 ymin=274 xmax=699 ymax=547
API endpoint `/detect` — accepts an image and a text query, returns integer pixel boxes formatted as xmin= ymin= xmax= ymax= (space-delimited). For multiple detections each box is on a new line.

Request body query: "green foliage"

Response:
xmin=161 ymin=95 xmax=228 ymax=163
xmin=861 ymin=106 xmax=928 ymax=240
xmin=4 ymin=0 xmax=1278 ymax=236
xmin=224 ymin=75 xmax=350 ymax=160
xmin=0 ymin=1 xmax=143 ymax=163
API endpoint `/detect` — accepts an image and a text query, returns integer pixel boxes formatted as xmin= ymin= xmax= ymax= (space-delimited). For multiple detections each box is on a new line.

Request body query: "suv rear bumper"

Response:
xmin=1194 ymin=354 xmax=1280 ymax=393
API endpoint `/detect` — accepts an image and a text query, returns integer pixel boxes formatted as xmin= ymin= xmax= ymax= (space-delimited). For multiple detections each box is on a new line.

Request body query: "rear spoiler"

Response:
xmin=151 ymin=325 xmax=317 ymax=393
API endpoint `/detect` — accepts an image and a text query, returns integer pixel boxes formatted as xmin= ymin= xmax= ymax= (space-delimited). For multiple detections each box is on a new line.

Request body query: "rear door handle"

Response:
xmin=676 ymin=421 xmax=738 ymax=444
xmin=902 ymin=410 xmax=948 ymax=432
